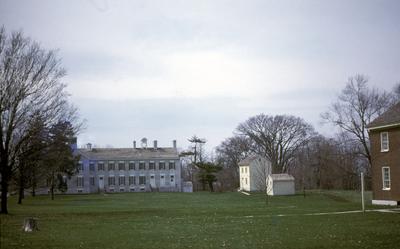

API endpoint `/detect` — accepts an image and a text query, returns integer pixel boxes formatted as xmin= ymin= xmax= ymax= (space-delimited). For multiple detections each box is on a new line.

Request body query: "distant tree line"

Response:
xmin=0 ymin=27 xmax=82 ymax=214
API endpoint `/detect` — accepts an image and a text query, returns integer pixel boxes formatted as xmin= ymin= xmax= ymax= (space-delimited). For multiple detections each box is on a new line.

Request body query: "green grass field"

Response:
xmin=1 ymin=191 xmax=399 ymax=249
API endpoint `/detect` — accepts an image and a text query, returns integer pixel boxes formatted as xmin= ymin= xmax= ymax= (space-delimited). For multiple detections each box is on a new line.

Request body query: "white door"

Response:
xmin=160 ymin=174 xmax=165 ymax=187
xmin=150 ymin=175 xmax=156 ymax=187
xmin=98 ymin=176 xmax=104 ymax=190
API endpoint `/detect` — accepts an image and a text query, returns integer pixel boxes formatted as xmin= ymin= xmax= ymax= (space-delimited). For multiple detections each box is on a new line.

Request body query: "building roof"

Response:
xmin=78 ymin=147 xmax=179 ymax=161
xmin=268 ymin=174 xmax=295 ymax=181
xmin=367 ymin=102 xmax=400 ymax=130
xmin=238 ymin=155 xmax=261 ymax=166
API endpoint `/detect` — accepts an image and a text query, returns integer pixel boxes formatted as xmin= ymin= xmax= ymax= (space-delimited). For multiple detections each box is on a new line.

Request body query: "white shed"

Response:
xmin=266 ymin=174 xmax=295 ymax=196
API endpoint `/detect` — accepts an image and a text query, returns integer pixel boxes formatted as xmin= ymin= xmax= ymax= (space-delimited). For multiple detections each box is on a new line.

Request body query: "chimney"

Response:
xmin=133 ymin=140 xmax=136 ymax=149
xmin=86 ymin=143 xmax=92 ymax=150
xmin=153 ymin=140 xmax=158 ymax=150
xmin=173 ymin=140 xmax=177 ymax=149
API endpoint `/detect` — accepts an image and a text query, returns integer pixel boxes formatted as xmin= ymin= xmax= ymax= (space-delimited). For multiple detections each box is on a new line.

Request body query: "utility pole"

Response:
xmin=361 ymin=172 xmax=365 ymax=212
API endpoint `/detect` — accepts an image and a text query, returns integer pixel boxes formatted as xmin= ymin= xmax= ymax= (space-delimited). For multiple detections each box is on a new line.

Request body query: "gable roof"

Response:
xmin=238 ymin=155 xmax=261 ymax=166
xmin=78 ymin=147 xmax=179 ymax=161
xmin=367 ymin=102 xmax=400 ymax=130
xmin=268 ymin=174 xmax=295 ymax=181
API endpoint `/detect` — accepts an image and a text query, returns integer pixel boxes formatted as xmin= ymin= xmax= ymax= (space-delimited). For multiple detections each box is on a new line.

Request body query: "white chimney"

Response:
xmin=173 ymin=140 xmax=177 ymax=149
xmin=153 ymin=140 xmax=158 ymax=150
xmin=86 ymin=143 xmax=92 ymax=150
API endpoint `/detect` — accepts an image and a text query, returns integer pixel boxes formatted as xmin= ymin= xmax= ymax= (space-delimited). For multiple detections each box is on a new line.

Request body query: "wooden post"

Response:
xmin=361 ymin=172 xmax=365 ymax=213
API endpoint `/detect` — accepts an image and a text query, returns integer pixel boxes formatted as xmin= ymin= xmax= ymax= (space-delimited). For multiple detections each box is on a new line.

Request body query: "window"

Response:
xmin=98 ymin=162 xmax=105 ymax=171
xmin=129 ymin=161 xmax=135 ymax=170
xmin=119 ymin=176 xmax=126 ymax=185
xmin=381 ymin=132 xmax=389 ymax=152
xmin=170 ymin=175 xmax=174 ymax=182
xmin=77 ymin=176 xmax=84 ymax=187
xmin=245 ymin=167 xmax=247 ymax=173
xmin=149 ymin=161 xmax=155 ymax=170
xmin=118 ymin=162 xmax=125 ymax=171
xmin=90 ymin=176 xmax=95 ymax=186
xmin=169 ymin=161 xmax=175 ymax=170
xmin=89 ymin=162 xmax=95 ymax=171
xmin=139 ymin=176 xmax=146 ymax=185
xmin=382 ymin=167 xmax=390 ymax=190
xmin=77 ymin=161 xmax=83 ymax=171
xmin=129 ymin=176 xmax=136 ymax=185
xmin=108 ymin=176 xmax=115 ymax=186
xmin=241 ymin=167 xmax=243 ymax=173
xmin=119 ymin=188 xmax=125 ymax=192
xmin=139 ymin=161 xmax=145 ymax=170
xmin=245 ymin=178 xmax=247 ymax=184
xmin=108 ymin=161 xmax=115 ymax=171
xmin=159 ymin=162 xmax=165 ymax=170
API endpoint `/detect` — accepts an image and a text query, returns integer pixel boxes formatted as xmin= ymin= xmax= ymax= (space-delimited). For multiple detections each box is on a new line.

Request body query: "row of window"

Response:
xmin=240 ymin=167 xmax=248 ymax=174
xmin=76 ymin=175 xmax=175 ymax=187
xmin=77 ymin=187 xmax=146 ymax=193
xmin=78 ymin=161 xmax=176 ymax=171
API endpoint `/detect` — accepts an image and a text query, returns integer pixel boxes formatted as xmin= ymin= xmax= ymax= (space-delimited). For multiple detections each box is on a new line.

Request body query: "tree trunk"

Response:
xmin=18 ymin=185 xmax=24 ymax=204
xmin=1 ymin=176 xmax=9 ymax=214
xmin=51 ymin=184 xmax=55 ymax=200
xmin=18 ymin=168 xmax=25 ymax=204
xmin=31 ymin=169 xmax=37 ymax=197
xmin=50 ymin=172 xmax=55 ymax=200
xmin=208 ymin=181 xmax=214 ymax=192
xmin=32 ymin=184 xmax=36 ymax=197
xmin=0 ymin=161 xmax=10 ymax=214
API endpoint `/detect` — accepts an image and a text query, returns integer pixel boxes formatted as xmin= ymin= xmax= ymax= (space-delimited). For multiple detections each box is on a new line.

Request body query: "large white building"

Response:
xmin=238 ymin=156 xmax=271 ymax=192
xmin=65 ymin=139 xmax=182 ymax=193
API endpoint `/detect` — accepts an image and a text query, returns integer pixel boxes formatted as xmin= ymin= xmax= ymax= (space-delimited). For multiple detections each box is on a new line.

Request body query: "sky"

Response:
xmin=1 ymin=0 xmax=399 ymax=151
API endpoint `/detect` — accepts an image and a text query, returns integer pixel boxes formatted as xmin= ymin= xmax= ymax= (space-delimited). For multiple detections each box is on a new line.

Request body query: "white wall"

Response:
xmin=267 ymin=180 xmax=295 ymax=196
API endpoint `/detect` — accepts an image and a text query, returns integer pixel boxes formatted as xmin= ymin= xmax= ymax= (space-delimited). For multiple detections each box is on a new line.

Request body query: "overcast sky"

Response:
xmin=1 ymin=0 xmax=399 ymax=151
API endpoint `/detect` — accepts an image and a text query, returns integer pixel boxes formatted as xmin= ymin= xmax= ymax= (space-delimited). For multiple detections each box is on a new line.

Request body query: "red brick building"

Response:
xmin=368 ymin=102 xmax=400 ymax=206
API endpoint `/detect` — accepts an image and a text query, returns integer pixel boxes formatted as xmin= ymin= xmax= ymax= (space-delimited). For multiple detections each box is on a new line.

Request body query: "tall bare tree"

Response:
xmin=321 ymin=75 xmax=395 ymax=174
xmin=0 ymin=27 xmax=80 ymax=214
xmin=237 ymin=114 xmax=316 ymax=173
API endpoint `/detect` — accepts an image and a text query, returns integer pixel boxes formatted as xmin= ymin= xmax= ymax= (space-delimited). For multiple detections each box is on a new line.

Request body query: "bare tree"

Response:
xmin=188 ymin=135 xmax=206 ymax=164
xmin=394 ymin=82 xmax=400 ymax=101
xmin=237 ymin=114 xmax=316 ymax=173
xmin=215 ymin=135 xmax=252 ymax=190
xmin=0 ymin=27 xmax=81 ymax=214
xmin=321 ymin=75 xmax=394 ymax=174
xmin=251 ymin=157 xmax=271 ymax=191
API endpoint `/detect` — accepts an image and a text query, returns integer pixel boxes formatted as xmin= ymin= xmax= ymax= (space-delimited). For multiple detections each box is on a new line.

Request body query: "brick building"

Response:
xmin=368 ymin=102 xmax=400 ymax=206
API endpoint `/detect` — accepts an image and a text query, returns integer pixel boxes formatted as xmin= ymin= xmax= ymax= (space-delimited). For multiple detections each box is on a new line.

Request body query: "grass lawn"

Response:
xmin=1 ymin=191 xmax=399 ymax=249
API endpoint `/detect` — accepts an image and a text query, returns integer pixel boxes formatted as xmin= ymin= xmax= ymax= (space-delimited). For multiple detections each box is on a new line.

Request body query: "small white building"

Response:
xmin=239 ymin=156 xmax=271 ymax=192
xmin=266 ymin=174 xmax=295 ymax=196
